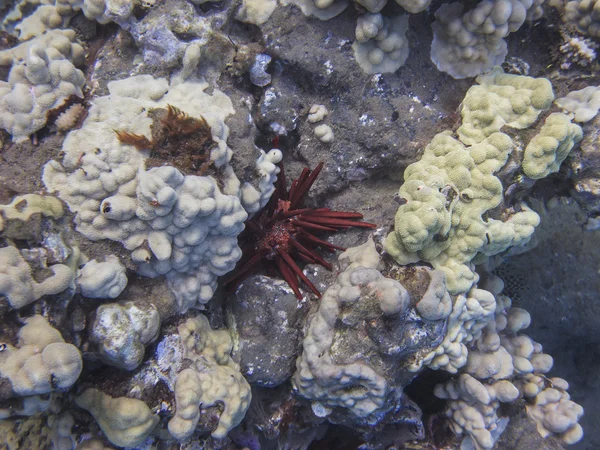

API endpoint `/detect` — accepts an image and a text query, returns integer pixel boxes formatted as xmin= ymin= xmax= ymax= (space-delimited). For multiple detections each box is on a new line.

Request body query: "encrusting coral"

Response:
xmin=0 ymin=29 xmax=85 ymax=142
xmin=384 ymin=68 xmax=581 ymax=295
xmin=555 ymin=85 xmax=600 ymax=123
xmin=433 ymin=273 xmax=584 ymax=448
xmin=293 ymin=238 xmax=451 ymax=422
xmin=74 ymin=388 xmax=158 ymax=448
xmin=43 ymin=74 xmax=282 ymax=311
xmin=457 ymin=67 xmax=555 ymax=145
xmin=0 ymin=316 xmax=82 ymax=400
xmin=522 ymin=112 xmax=583 ymax=179
xmin=0 ymin=0 xmax=595 ymax=445
xmin=168 ymin=315 xmax=251 ymax=440
xmin=430 ymin=0 xmax=544 ymax=79
xmin=352 ymin=14 xmax=410 ymax=74
xmin=0 ymin=246 xmax=75 ymax=309
xmin=76 ymin=255 xmax=127 ymax=299
xmin=563 ymin=0 xmax=600 ymax=37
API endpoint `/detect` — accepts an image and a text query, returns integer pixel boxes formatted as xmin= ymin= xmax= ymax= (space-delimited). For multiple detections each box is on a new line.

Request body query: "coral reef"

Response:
xmin=0 ymin=29 xmax=85 ymax=142
xmin=169 ymin=315 xmax=251 ymax=440
xmin=43 ymin=74 xmax=281 ymax=311
xmin=0 ymin=0 xmax=598 ymax=447
xmin=352 ymin=14 xmax=410 ymax=74
xmin=564 ymin=0 xmax=600 ymax=37
xmin=433 ymin=273 xmax=584 ymax=449
xmin=556 ymin=85 xmax=600 ymax=123
xmin=293 ymin=239 xmax=450 ymax=421
xmin=522 ymin=112 xmax=583 ymax=179
xmin=74 ymin=389 xmax=158 ymax=447
xmin=0 ymin=246 xmax=74 ymax=308
xmin=0 ymin=315 xmax=82 ymax=408
xmin=431 ymin=0 xmax=543 ymax=79
xmin=384 ymin=69 xmax=581 ymax=294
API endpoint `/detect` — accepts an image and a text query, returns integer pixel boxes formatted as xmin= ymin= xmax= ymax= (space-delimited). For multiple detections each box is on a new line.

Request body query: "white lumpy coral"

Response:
xmin=74 ymin=388 xmax=158 ymax=448
xmin=168 ymin=315 xmax=251 ymax=440
xmin=395 ymin=0 xmax=430 ymax=13
xmin=0 ymin=315 xmax=82 ymax=397
xmin=74 ymin=0 xmax=135 ymax=24
xmin=254 ymin=148 xmax=282 ymax=210
xmin=526 ymin=382 xmax=584 ymax=445
xmin=307 ymin=104 xmax=328 ymax=123
xmin=352 ymin=14 xmax=409 ymax=74
xmin=0 ymin=29 xmax=85 ymax=142
xmin=280 ymin=0 xmax=349 ymax=20
xmin=3 ymin=0 xmax=136 ymax=39
xmin=411 ymin=287 xmax=497 ymax=372
xmin=434 ymin=373 xmax=517 ymax=449
xmin=430 ymin=0 xmax=543 ymax=79
xmin=555 ymin=85 xmax=600 ymax=123
xmin=76 ymin=255 xmax=127 ymax=299
xmin=433 ymin=274 xmax=584 ymax=448
xmin=0 ymin=246 xmax=75 ymax=309
xmin=314 ymin=124 xmax=334 ymax=142
xmin=91 ymin=301 xmax=160 ymax=370
xmin=293 ymin=240 xmax=412 ymax=417
xmin=43 ymin=75 xmax=277 ymax=311
xmin=563 ymin=0 xmax=600 ymax=37
xmin=415 ymin=269 xmax=453 ymax=321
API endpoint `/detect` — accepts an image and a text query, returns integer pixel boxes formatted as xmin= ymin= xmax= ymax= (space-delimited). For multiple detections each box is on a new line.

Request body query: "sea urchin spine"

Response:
xmin=225 ymin=162 xmax=377 ymax=299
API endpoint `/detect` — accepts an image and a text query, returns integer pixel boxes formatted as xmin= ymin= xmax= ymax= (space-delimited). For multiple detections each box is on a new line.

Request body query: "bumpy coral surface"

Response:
xmin=43 ymin=75 xmax=280 ymax=311
xmin=457 ymin=68 xmax=555 ymax=145
xmin=556 ymin=85 xmax=600 ymax=122
xmin=0 ymin=246 xmax=74 ymax=309
xmin=564 ymin=0 xmax=600 ymax=37
xmin=169 ymin=315 xmax=251 ymax=440
xmin=384 ymin=130 xmax=539 ymax=294
xmin=433 ymin=272 xmax=585 ymax=448
xmin=352 ymin=14 xmax=410 ymax=74
xmin=522 ymin=113 xmax=583 ymax=179
xmin=74 ymin=389 xmax=158 ymax=448
xmin=0 ymin=30 xmax=85 ymax=142
xmin=76 ymin=255 xmax=127 ymax=299
xmin=0 ymin=0 xmax=596 ymax=447
xmin=293 ymin=239 xmax=450 ymax=421
xmin=384 ymin=69 xmax=582 ymax=295
xmin=431 ymin=0 xmax=543 ymax=79
xmin=0 ymin=316 xmax=82 ymax=399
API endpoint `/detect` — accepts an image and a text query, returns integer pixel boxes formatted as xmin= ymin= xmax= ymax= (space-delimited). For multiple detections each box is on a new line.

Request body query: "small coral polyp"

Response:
xmin=227 ymin=162 xmax=377 ymax=299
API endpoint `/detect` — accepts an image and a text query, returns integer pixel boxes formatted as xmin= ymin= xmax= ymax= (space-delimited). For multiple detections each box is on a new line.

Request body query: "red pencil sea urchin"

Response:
xmin=225 ymin=162 xmax=377 ymax=299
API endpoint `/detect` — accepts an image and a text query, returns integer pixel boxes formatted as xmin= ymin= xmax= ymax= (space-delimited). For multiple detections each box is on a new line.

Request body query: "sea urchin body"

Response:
xmin=225 ymin=162 xmax=377 ymax=299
